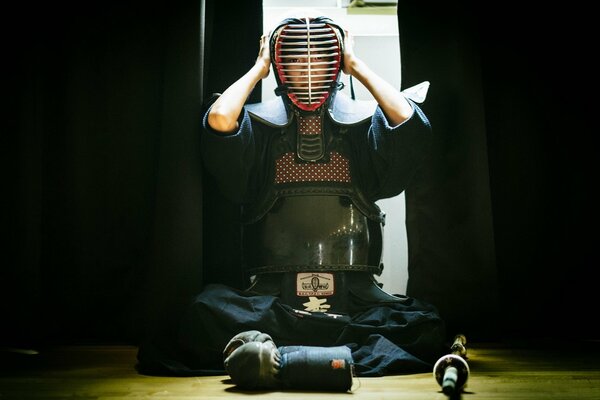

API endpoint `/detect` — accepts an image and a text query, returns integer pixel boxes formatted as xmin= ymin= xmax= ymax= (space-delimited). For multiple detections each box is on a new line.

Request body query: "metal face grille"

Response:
xmin=274 ymin=19 xmax=342 ymax=112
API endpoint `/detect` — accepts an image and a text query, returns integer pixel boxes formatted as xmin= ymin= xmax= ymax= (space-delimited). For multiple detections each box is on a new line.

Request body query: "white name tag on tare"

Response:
xmin=296 ymin=273 xmax=335 ymax=297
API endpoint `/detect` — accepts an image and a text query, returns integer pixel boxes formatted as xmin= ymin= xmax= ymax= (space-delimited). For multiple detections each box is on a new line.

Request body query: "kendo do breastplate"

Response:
xmin=242 ymin=94 xmax=385 ymax=279
xmin=241 ymin=95 xmax=405 ymax=314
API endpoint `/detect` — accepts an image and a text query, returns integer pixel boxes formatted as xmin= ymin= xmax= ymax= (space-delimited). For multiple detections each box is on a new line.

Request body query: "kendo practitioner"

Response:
xmin=137 ymin=14 xmax=445 ymax=391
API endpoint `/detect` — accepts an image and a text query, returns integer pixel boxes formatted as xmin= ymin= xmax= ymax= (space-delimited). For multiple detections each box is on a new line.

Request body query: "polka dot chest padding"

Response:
xmin=274 ymin=151 xmax=351 ymax=184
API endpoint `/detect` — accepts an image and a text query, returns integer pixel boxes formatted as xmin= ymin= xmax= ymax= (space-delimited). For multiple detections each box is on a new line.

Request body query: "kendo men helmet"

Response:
xmin=269 ymin=16 xmax=345 ymax=112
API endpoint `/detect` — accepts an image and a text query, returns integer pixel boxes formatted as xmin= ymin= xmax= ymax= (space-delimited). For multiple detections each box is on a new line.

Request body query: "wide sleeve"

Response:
xmin=200 ymin=105 xmax=256 ymax=203
xmin=355 ymin=99 xmax=432 ymax=200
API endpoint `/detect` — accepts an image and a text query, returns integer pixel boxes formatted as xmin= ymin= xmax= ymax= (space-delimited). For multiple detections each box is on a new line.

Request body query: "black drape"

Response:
xmin=398 ymin=3 xmax=596 ymax=341
xmin=398 ymin=3 xmax=498 ymax=340
xmin=478 ymin=5 xmax=596 ymax=340
xmin=201 ymin=0 xmax=263 ymax=290
xmin=3 ymin=0 xmax=206 ymax=347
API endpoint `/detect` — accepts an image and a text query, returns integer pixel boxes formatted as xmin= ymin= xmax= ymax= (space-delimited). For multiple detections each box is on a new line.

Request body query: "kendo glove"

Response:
xmin=223 ymin=330 xmax=354 ymax=391
xmin=223 ymin=330 xmax=275 ymax=360
xmin=223 ymin=330 xmax=281 ymax=389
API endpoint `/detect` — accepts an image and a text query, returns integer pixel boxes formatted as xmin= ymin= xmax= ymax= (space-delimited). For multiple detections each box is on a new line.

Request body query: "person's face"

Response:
xmin=285 ymin=47 xmax=333 ymax=90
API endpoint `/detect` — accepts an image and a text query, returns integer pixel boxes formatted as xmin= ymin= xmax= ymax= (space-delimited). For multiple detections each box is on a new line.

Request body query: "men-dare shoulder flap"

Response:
xmin=246 ymin=97 xmax=293 ymax=128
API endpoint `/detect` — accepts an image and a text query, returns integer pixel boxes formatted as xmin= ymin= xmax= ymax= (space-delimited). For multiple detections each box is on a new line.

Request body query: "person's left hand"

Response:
xmin=342 ymin=29 xmax=358 ymax=76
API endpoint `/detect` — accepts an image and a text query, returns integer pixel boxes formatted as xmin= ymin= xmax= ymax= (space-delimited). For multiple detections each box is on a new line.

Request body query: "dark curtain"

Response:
xmin=398 ymin=3 xmax=596 ymax=341
xmin=398 ymin=3 xmax=498 ymax=340
xmin=201 ymin=0 xmax=263 ymax=289
xmin=2 ymin=0 xmax=208 ymax=347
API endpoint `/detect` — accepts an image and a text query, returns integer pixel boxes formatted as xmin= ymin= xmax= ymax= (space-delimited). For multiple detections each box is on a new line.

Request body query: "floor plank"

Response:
xmin=1 ymin=342 xmax=599 ymax=399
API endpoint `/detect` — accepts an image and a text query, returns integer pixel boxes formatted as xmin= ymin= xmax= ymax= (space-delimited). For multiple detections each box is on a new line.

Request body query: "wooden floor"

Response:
xmin=1 ymin=342 xmax=599 ymax=399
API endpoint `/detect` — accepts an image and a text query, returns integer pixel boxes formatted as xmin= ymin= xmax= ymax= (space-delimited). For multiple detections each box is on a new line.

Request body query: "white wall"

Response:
xmin=262 ymin=2 xmax=408 ymax=295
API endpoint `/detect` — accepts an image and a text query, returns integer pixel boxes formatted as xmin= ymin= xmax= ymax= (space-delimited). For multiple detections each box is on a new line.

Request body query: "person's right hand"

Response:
xmin=256 ymin=33 xmax=271 ymax=79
